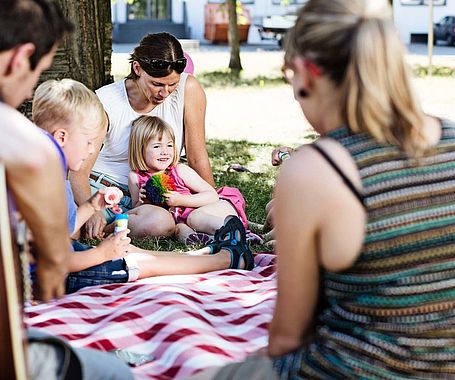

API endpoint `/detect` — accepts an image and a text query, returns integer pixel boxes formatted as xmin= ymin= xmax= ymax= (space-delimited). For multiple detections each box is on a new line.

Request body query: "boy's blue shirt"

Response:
xmin=40 ymin=130 xmax=76 ymax=235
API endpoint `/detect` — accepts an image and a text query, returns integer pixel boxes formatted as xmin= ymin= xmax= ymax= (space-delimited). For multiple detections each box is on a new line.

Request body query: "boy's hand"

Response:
xmin=84 ymin=212 xmax=107 ymax=239
xmin=163 ymin=191 xmax=183 ymax=207
xmin=98 ymin=229 xmax=131 ymax=261
xmin=88 ymin=189 xmax=109 ymax=212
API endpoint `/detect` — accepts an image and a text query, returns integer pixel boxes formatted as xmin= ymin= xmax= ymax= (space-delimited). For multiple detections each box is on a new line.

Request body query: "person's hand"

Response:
xmin=98 ymin=229 xmax=131 ymax=261
xmin=271 ymin=146 xmax=293 ymax=166
xmin=34 ymin=254 xmax=69 ymax=301
xmin=83 ymin=211 xmax=107 ymax=239
xmin=88 ymin=189 xmax=109 ymax=212
xmin=163 ymin=191 xmax=184 ymax=207
xmin=138 ymin=185 xmax=149 ymax=204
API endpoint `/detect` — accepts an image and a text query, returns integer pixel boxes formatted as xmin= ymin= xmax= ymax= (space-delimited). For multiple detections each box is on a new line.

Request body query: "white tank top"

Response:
xmin=93 ymin=74 xmax=188 ymax=185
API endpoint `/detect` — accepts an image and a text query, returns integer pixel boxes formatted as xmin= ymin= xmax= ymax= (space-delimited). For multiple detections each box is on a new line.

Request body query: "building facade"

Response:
xmin=393 ymin=0 xmax=455 ymax=43
xmin=111 ymin=0 xmax=455 ymax=45
xmin=111 ymin=0 xmax=305 ymax=43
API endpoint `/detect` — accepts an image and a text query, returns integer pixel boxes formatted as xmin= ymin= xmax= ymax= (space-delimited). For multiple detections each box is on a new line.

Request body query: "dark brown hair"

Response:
xmin=127 ymin=32 xmax=185 ymax=79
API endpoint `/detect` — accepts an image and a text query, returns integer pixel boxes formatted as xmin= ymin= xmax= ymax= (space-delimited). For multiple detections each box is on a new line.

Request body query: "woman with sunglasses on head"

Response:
xmin=70 ymin=32 xmax=214 ymax=239
xmin=187 ymin=0 xmax=455 ymax=379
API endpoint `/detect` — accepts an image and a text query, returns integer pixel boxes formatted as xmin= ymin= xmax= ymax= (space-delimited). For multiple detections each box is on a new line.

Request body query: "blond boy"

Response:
xmin=33 ymin=79 xmax=132 ymax=292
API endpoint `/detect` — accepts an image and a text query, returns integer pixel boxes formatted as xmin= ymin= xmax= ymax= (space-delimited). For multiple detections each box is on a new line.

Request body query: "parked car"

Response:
xmin=434 ymin=15 xmax=455 ymax=46
xmin=257 ymin=14 xmax=297 ymax=47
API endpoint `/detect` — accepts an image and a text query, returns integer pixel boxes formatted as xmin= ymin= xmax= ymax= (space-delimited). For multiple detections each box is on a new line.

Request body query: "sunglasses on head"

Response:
xmin=137 ymin=57 xmax=187 ymax=73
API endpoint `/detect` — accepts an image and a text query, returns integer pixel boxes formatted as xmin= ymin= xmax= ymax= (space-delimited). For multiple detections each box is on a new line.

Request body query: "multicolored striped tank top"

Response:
xmin=274 ymin=119 xmax=455 ymax=379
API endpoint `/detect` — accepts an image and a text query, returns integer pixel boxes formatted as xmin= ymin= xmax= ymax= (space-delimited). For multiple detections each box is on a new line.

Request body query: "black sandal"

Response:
xmin=224 ymin=240 xmax=254 ymax=270
xmin=209 ymin=216 xmax=246 ymax=254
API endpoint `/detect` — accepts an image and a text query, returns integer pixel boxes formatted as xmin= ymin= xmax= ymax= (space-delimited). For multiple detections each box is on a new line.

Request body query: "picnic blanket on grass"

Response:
xmin=26 ymin=253 xmax=277 ymax=379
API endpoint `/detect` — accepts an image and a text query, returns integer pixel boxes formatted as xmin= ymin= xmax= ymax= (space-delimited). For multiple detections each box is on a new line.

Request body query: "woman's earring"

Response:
xmin=298 ymin=89 xmax=309 ymax=98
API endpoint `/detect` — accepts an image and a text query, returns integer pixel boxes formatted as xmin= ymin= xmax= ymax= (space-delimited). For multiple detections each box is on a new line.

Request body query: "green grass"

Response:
xmin=195 ymin=69 xmax=286 ymax=89
xmin=194 ymin=64 xmax=455 ymax=89
xmin=412 ymin=64 xmax=455 ymax=77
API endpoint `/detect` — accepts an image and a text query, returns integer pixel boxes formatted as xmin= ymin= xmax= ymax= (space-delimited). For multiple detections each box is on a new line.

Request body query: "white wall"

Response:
xmin=393 ymin=0 xmax=455 ymax=43
xmin=172 ymin=0 xmax=184 ymax=23
xmin=112 ymin=0 xmax=128 ymax=23
xmin=185 ymin=0 xmax=207 ymax=40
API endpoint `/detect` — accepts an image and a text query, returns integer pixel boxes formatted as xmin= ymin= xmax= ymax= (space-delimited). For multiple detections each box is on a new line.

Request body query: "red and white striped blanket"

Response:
xmin=26 ymin=253 xmax=276 ymax=379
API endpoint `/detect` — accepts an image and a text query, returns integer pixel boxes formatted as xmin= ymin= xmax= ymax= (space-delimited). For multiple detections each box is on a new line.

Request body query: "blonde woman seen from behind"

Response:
xmin=187 ymin=0 xmax=455 ymax=378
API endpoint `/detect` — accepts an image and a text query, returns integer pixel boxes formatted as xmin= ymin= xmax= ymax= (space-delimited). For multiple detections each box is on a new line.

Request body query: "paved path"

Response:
xmin=112 ymin=43 xmax=455 ymax=146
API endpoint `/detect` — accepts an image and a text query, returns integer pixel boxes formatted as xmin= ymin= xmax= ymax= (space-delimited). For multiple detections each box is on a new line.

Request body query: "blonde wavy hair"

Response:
xmin=32 ymin=79 xmax=104 ymax=134
xmin=129 ymin=116 xmax=179 ymax=171
xmin=285 ymin=0 xmax=427 ymax=157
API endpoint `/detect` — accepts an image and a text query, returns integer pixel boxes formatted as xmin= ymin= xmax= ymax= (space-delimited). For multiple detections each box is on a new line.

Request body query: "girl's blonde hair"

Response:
xmin=32 ymin=78 xmax=104 ymax=133
xmin=285 ymin=0 xmax=427 ymax=157
xmin=129 ymin=116 xmax=179 ymax=171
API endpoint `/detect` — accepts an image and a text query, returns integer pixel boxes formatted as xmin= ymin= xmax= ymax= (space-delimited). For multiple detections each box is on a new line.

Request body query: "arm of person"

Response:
xmin=164 ymin=163 xmax=218 ymax=208
xmin=68 ymin=230 xmax=130 ymax=272
xmin=72 ymin=188 xmax=111 ymax=235
xmin=267 ymin=145 xmax=365 ymax=357
xmin=128 ymin=171 xmax=142 ymax=208
xmin=1 ymin=109 xmax=70 ymax=301
xmin=271 ymin=146 xmax=296 ymax=166
xmin=183 ymin=75 xmax=215 ymax=187
xmin=68 ymin=113 xmax=108 ymax=238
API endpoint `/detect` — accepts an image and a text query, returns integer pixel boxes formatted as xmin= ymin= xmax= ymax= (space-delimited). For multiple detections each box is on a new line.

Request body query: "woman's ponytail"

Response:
xmin=341 ymin=18 xmax=426 ymax=157
xmin=287 ymin=0 xmax=427 ymax=158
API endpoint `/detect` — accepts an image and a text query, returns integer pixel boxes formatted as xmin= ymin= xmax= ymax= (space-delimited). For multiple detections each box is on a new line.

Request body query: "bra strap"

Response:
xmin=310 ymin=143 xmax=365 ymax=207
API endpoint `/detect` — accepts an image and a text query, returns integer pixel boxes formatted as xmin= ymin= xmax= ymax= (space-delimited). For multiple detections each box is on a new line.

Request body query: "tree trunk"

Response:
xmin=21 ymin=0 xmax=112 ymax=116
xmin=227 ymin=0 xmax=242 ymax=73
xmin=47 ymin=0 xmax=112 ymax=89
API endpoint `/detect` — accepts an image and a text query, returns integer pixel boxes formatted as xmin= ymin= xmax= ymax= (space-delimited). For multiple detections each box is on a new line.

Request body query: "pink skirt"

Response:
xmin=171 ymin=186 xmax=248 ymax=228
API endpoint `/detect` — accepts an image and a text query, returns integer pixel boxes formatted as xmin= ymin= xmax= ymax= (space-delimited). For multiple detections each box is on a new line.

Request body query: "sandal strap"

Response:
xmin=208 ymin=238 xmax=236 ymax=254
xmin=225 ymin=241 xmax=254 ymax=270
xmin=209 ymin=216 xmax=246 ymax=255
xmin=214 ymin=216 xmax=246 ymax=245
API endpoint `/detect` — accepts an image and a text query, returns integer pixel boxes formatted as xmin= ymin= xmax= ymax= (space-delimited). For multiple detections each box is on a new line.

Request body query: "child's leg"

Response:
xmin=186 ymin=200 xmax=237 ymax=235
xmin=105 ymin=204 xmax=175 ymax=238
xmin=127 ymin=247 xmax=248 ymax=278
xmin=174 ymin=223 xmax=196 ymax=242
xmin=174 ymin=223 xmax=212 ymax=246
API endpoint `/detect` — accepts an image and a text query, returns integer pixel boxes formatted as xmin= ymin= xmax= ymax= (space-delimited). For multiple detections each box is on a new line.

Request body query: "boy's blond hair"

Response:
xmin=129 ymin=116 xmax=179 ymax=171
xmin=32 ymin=78 xmax=105 ymax=133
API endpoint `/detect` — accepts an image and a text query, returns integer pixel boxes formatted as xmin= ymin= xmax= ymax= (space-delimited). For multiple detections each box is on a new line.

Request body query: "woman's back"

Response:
xmin=288 ymin=120 xmax=455 ymax=379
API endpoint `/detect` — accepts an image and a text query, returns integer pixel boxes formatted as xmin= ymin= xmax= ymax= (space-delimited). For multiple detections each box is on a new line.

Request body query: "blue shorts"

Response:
xmin=89 ymin=171 xmax=132 ymax=224
xmin=66 ymin=241 xmax=129 ymax=294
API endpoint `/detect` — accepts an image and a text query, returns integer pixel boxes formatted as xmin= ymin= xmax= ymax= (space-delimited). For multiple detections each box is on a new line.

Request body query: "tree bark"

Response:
xmin=21 ymin=0 xmax=112 ymax=116
xmin=47 ymin=0 xmax=112 ymax=89
xmin=227 ymin=0 xmax=242 ymax=73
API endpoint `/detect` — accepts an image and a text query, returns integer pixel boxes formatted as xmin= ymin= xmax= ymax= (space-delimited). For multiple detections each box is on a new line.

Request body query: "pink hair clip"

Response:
xmin=304 ymin=59 xmax=322 ymax=77
xmin=104 ymin=187 xmax=124 ymax=214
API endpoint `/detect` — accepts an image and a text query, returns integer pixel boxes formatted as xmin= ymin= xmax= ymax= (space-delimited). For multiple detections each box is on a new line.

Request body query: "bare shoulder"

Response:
xmin=311 ymin=138 xmax=362 ymax=189
xmin=128 ymin=171 xmax=139 ymax=184
xmin=278 ymin=141 xmax=366 ymax=272
xmin=184 ymin=74 xmax=204 ymax=93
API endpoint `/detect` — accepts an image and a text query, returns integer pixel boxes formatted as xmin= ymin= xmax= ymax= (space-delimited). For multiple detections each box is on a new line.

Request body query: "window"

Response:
xmin=127 ymin=0 xmax=170 ymax=20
